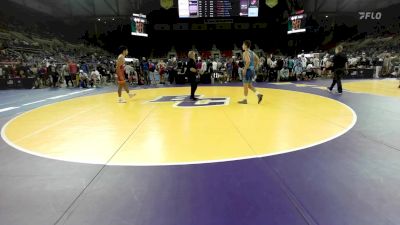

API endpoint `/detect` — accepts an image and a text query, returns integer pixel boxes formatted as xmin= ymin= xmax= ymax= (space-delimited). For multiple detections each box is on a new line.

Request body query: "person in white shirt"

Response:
xmin=212 ymin=59 xmax=219 ymax=81
xmin=90 ymin=69 xmax=101 ymax=88
xmin=124 ymin=63 xmax=135 ymax=76
xmin=383 ymin=54 xmax=391 ymax=76
xmin=322 ymin=54 xmax=331 ymax=76
xmin=306 ymin=63 xmax=314 ymax=70
xmin=79 ymin=70 xmax=89 ymax=88
xmin=200 ymin=59 xmax=207 ymax=75
xmin=212 ymin=60 xmax=218 ymax=72
xmin=197 ymin=59 xmax=207 ymax=84
xmin=300 ymin=54 xmax=307 ymax=68
xmin=306 ymin=63 xmax=315 ymax=80
xmin=348 ymin=56 xmax=358 ymax=67
xmin=375 ymin=58 xmax=383 ymax=79
xmin=238 ymin=60 xmax=243 ymax=81
xmin=313 ymin=56 xmax=320 ymax=76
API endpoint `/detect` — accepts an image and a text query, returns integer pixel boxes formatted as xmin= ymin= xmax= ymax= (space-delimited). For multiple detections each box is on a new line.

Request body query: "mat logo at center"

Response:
xmin=149 ymin=95 xmax=230 ymax=108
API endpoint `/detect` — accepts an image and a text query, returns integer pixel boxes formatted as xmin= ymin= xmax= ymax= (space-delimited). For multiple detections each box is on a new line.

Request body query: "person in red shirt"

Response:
xmin=116 ymin=46 xmax=135 ymax=103
xmin=68 ymin=61 xmax=78 ymax=87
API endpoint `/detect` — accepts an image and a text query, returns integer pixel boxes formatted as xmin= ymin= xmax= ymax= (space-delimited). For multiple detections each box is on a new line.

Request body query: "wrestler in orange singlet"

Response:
xmin=116 ymin=45 xmax=135 ymax=103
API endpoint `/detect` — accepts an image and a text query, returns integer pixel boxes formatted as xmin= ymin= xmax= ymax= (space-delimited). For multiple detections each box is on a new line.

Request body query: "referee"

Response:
xmin=186 ymin=51 xmax=199 ymax=101
xmin=328 ymin=45 xmax=347 ymax=94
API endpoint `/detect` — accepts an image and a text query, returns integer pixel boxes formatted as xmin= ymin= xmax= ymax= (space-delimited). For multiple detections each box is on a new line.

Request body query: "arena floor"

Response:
xmin=0 ymin=79 xmax=399 ymax=225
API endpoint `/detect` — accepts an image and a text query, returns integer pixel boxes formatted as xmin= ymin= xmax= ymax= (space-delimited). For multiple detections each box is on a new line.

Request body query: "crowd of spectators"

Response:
xmin=1 ymin=26 xmax=399 ymax=90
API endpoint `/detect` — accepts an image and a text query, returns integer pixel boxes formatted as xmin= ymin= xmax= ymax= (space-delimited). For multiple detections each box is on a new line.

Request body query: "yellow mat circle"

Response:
xmin=1 ymin=87 xmax=356 ymax=165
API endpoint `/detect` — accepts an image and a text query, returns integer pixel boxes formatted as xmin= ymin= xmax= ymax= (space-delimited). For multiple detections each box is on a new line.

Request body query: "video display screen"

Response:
xmin=288 ymin=14 xmax=307 ymax=34
xmin=131 ymin=13 xmax=148 ymax=37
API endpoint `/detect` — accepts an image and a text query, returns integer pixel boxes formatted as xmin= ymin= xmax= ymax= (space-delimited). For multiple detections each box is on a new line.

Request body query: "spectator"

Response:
xmin=79 ymin=70 xmax=88 ymax=88
xmin=157 ymin=59 xmax=167 ymax=84
xmin=167 ymin=57 xmax=178 ymax=85
xmin=69 ymin=61 xmax=78 ymax=87
xmin=226 ymin=58 xmax=233 ymax=82
xmin=383 ymin=54 xmax=392 ymax=76
xmin=90 ymin=69 xmax=101 ymax=88
xmin=140 ymin=57 xmax=149 ymax=85
xmin=47 ymin=64 xmax=59 ymax=88
xmin=148 ymin=59 xmax=156 ymax=85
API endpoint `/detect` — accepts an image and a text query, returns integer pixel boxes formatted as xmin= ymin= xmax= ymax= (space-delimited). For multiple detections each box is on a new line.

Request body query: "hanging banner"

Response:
xmin=266 ymin=0 xmax=278 ymax=8
xmin=161 ymin=0 xmax=173 ymax=10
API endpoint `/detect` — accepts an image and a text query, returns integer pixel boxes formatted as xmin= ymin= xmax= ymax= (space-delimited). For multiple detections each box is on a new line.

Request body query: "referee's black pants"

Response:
xmin=329 ymin=68 xmax=344 ymax=93
xmin=189 ymin=75 xmax=198 ymax=99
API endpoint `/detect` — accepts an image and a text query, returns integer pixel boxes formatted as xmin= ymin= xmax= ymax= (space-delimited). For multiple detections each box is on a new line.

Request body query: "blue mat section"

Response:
xmin=56 ymin=160 xmax=310 ymax=225
xmin=264 ymin=132 xmax=400 ymax=225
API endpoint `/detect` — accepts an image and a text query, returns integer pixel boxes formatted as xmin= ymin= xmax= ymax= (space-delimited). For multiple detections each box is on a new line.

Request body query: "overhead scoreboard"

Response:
xmin=131 ymin=13 xmax=148 ymax=37
xmin=178 ymin=0 xmax=259 ymax=18
xmin=288 ymin=13 xmax=307 ymax=34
